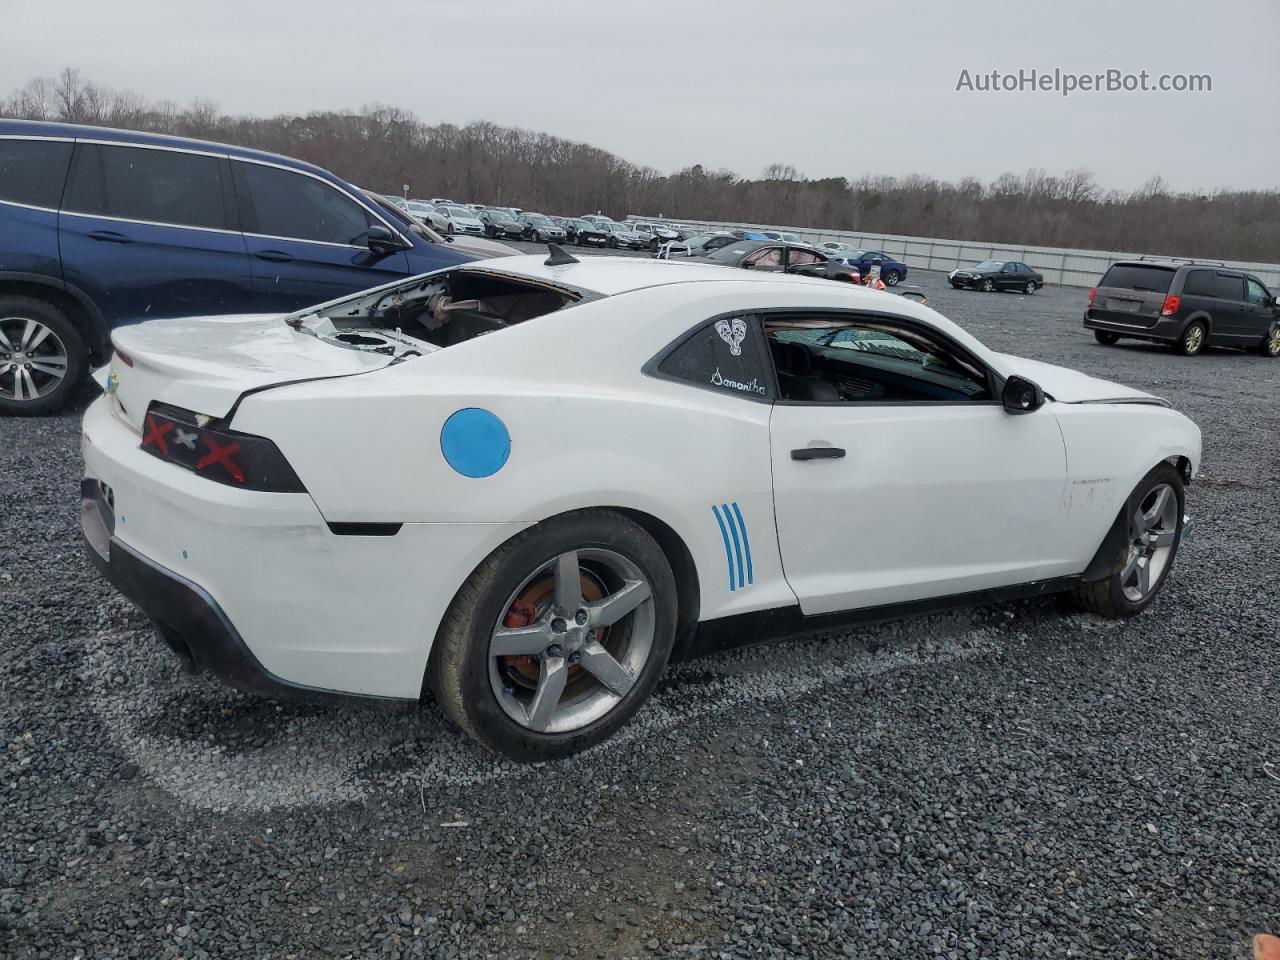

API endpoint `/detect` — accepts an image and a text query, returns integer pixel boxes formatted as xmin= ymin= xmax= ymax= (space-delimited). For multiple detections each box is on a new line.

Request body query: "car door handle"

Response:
xmin=87 ymin=230 xmax=133 ymax=244
xmin=254 ymin=250 xmax=295 ymax=263
xmin=791 ymin=446 xmax=846 ymax=461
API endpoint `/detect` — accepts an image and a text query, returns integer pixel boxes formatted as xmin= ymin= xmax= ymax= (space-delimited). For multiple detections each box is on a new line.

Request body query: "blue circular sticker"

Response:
xmin=440 ymin=408 xmax=511 ymax=478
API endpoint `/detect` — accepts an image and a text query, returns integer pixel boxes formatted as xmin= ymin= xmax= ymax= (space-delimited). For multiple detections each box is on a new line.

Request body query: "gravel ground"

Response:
xmin=2 ymin=261 xmax=1279 ymax=960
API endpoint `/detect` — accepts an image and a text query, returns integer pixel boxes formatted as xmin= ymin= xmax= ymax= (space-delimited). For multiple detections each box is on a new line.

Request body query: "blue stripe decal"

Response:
xmin=712 ymin=505 xmax=736 ymax=592
xmin=723 ymin=502 xmax=745 ymax=590
xmin=731 ymin=501 xmax=754 ymax=585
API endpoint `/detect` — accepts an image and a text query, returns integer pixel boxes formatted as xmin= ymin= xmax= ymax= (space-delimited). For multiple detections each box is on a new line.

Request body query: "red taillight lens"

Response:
xmin=1161 ymin=294 xmax=1181 ymax=316
xmin=1087 ymin=287 xmax=1097 ymax=304
xmin=140 ymin=403 xmax=305 ymax=492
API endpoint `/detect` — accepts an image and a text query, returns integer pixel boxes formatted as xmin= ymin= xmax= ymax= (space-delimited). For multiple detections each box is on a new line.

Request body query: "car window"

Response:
xmin=1246 ymin=278 xmax=1270 ymax=305
xmin=1099 ymin=264 xmax=1175 ymax=293
xmin=765 ymin=318 xmax=990 ymax=404
xmin=0 ymin=138 xmax=74 ymax=208
xmin=653 ymin=316 xmax=772 ymax=401
xmin=1181 ymin=269 xmax=1215 ymax=297
xmin=787 ymin=249 xmax=823 ymax=266
xmin=233 ymin=161 xmax=372 ymax=245
xmin=745 ymin=248 xmax=783 ymax=268
xmin=65 ymin=143 xmax=227 ymax=230
xmin=1214 ymin=273 xmax=1245 ymax=302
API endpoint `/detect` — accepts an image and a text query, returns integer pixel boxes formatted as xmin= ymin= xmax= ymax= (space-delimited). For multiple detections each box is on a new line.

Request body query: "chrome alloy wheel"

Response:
xmin=1266 ymin=327 xmax=1280 ymax=356
xmin=1184 ymin=325 xmax=1205 ymax=354
xmin=1121 ymin=482 xmax=1179 ymax=602
xmin=0 ymin=316 xmax=68 ymax=402
xmin=488 ymin=548 xmax=655 ymax=734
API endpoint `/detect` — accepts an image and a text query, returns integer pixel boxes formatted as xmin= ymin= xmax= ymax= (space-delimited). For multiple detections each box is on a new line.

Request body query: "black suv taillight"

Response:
xmin=140 ymin=402 xmax=306 ymax=493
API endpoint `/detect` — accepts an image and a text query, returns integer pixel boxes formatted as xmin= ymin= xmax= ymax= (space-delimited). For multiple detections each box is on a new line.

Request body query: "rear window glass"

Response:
xmin=1214 ymin=274 xmax=1245 ymax=301
xmin=656 ymin=316 xmax=772 ymax=401
xmin=1181 ymin=270 xmax=1215 ymax=297
xmin=65 ymin=143 xmax=227 ymax=230
xmin=1099 ymin=264 xmax=1175 ymax=293
xmin=0 ymin=138 xmax=73 ymax=208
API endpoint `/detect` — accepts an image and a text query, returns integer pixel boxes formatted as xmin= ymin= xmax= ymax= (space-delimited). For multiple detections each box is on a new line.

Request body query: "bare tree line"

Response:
xmin=5 ymin=69 xmax=1278 ymax=262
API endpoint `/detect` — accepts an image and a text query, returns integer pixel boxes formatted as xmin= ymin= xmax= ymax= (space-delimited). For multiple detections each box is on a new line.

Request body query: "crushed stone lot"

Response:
xmin=2 ymin=260 xmax=1279 ymax=960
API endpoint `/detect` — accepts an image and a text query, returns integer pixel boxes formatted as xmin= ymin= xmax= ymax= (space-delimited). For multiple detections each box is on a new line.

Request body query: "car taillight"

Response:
xmin=1087 ymin=287 xmax=1097 ymax=304
xmin=1161 ymin=295 xmax=1181 ymax=316
xmin=140 ymin=402 xmax=305 ymax=493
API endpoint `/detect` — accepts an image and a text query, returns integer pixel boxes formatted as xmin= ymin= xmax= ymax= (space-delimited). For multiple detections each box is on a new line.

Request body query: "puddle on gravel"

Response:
xmin=79 ymin=606 xmax=1015 ymax=813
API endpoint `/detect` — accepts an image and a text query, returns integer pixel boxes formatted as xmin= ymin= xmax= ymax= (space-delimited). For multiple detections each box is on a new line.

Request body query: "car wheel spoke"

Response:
xmin=1120 ymin=550 xmax=1140 ymax=585
xmin=525 ymin=656 xmax=567 ymax=732
xmin=554 ymin=550 xmax=582 ymax=613
xmin=1136 ymin=557 xmax=1153 ymax=596
xmin=491 ymin=622 xmax=551 ymax=657
xmin=585 ymin=579 xmax=651 ymax=627
xmin=22 ymin=320 xmax=51 ymax=352
xmin=1148 ymin=530 xmax=1176 ymax=548
xmin=1144 ymin=487 xmax=1170 ymax=526
xmin=578 ymin=640 xmax=636 ymax=696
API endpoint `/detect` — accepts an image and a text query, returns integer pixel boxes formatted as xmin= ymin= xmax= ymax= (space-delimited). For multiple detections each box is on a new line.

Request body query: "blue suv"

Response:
xmin=0 ymin=120 xmax=476 ymax=413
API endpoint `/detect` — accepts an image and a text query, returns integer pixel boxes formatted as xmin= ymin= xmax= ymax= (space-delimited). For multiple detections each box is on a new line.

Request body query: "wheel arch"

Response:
xmin=0 ymin=272 xmax=110 ymax=362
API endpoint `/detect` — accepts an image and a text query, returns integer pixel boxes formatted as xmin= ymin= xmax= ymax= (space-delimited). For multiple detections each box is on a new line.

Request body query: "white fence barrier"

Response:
xmin=627 ymin=216 xmax=1280 ymax=291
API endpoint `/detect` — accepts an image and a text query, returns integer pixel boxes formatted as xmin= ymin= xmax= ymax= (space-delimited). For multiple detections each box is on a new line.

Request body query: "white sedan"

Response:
xmin=81 ymin=252 xmax=1200 ymax=760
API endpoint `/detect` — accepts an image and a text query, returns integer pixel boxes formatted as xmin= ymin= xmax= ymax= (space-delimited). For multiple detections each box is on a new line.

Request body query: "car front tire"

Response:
xmin=0 ymin=297 xmax=88 ymax=416
xmin=980 ymin=279 xmax=995 ymax=293
xmin=1074 ymin=462 xmax=1184 ymax=618
xmin=428 ymin=509 xmax=678 ymax=761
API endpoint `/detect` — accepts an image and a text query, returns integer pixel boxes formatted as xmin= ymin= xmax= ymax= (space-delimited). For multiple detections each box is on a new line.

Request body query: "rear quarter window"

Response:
xmin=1181 ymin=270 xmax=1216 ymax=297
xmin=1099 ymin=264 xmax=1175 ymax=293
xmin=0 ymin=138 xmax=74 ymax=208
xmin=653 ymin=316 xmax=772 ymax=401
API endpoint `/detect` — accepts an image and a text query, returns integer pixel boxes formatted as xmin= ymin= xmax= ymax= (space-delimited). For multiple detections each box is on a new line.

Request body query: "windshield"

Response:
xmin=526 ymin=216 xmax=553 ymax=226
xmin=973 ymin=261 xmax=1005 ymax=271
xmin=406 ymin=202 xmax=433 ymax=214
xmin=445 ymin=206 xmax=473 ymax=218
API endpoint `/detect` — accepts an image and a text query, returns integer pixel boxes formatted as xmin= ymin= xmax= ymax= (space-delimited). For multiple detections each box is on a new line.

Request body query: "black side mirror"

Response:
xmin=1002 ymin=375 xmax=1045 ymax=414
xmin=366 ymin=224 xmax=404 ymax=253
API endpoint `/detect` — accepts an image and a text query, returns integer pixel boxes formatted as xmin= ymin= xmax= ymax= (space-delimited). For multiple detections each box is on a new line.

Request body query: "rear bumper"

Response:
xmin=81 ymin=480 xmax=408 ymax=708
xmin=1083 ymin=310 xmax=1182 ymax=341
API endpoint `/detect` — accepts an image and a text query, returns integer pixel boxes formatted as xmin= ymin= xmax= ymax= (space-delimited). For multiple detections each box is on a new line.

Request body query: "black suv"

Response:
xmin=1085 ymin=259 xmax=1280 ymax=357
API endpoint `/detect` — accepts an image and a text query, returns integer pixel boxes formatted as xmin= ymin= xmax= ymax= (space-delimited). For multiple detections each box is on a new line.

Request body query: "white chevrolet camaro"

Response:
xmin=81 ymin=251 xmax=1201 ymax=760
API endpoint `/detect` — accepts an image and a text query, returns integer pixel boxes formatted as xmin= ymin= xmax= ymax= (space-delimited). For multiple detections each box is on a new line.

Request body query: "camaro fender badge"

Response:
xmin=714 ymin=318 xmax=747 ymax=356
xmin=711 ymin=502 xmax=754 ymax=592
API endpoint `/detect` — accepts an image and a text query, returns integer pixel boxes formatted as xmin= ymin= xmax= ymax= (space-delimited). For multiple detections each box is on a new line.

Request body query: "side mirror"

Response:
xmin=366 ymin=224 xmax=404 ymax=253
xmin=1272 ymin=295 xmax=1280 ymax=307
xmin=1002 ymin=375 xmax=1045 ymax=414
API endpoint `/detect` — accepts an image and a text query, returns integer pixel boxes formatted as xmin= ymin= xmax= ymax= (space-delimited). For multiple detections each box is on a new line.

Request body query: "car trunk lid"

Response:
xmin=1090 ymin=263 xmax=1177 ymax=327
xmin=106 ymin=314 xmax=394 ymax=433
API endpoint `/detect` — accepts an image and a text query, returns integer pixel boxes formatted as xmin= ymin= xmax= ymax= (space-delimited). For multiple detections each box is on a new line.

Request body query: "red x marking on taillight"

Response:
xmin=195 ymin=434 xmax=244 ymax=483
xmin=143 ymin=414 xmax=174 ymax=455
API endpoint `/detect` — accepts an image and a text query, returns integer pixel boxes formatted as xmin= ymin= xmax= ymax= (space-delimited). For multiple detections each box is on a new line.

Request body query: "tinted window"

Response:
xmin=1181 ymin=270 xmax=1215 ymax=297
xmin=1214 ymin=274 xmax=1245 ymax=302
xmin=1247 ymin=278 xmax=1270 ymax=305
xmin=233 ymin=161 xmax=372 ymax=245
xmin=656 ymin=316 xmax=772 ymax=401
xmin=0 ymin=138 xmax=73 ymax=208
xmin=65 ymin=143 xmax=226 ymax=229
xmin=1099 ymin=264 xmax=1175 ymax=293
xmin=766 ymin=321 xmax=989 ymax=403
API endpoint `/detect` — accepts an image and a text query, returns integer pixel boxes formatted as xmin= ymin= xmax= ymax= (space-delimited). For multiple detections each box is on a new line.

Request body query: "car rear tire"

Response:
xmin=1074 ymin=463 xmax=1184 ymax=618
xmin=608 ymin=238 xmax=618 ymax=249
xmin=428 ymin=509 xmax=678 ymax=761
xmin=949 ymin=282 xmax=962 ymax=290
xmin=1178 ymin=320 xmax=1207 ymax=356
xmin=1094 ymin=331 xmax=1120 ymax=345
xmin=1258 ymin=324 xmax=1280 ymax=357
xmin=884 ymin=270 xmax=901 ymax=286
xmin=0 ymin=297 xmax=88 ymax=416
xmin=980 ymin=279 xmax=995 ymax=293
xmin=1023 ymin=281 xmax=1036 ymax=295
xmin=446 ymin=223 xmax=454 ymax=235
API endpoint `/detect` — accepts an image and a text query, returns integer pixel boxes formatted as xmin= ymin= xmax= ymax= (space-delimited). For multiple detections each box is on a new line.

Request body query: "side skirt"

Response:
xmin=680 ymin=577 xmax=1079 ymax=661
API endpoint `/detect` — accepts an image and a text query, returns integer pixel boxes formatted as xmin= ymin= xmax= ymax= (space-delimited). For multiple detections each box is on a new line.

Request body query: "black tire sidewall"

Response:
xmin=443 ymin=512 xmax=678 ymax=760
xmin=0 ymin=297 xmax=88 ymax=416
xmin=1101 ymin=463 xmax=1185 ymax=616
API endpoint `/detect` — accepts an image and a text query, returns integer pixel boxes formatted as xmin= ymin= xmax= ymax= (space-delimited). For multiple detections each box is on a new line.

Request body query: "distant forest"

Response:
xmin=5 ymin=69 xmax=1278 ymax=262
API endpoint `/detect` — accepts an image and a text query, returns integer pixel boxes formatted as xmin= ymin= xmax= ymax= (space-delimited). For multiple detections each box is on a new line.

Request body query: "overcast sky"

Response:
xmin=4 ymin=0 xmax=1278 ymax=193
